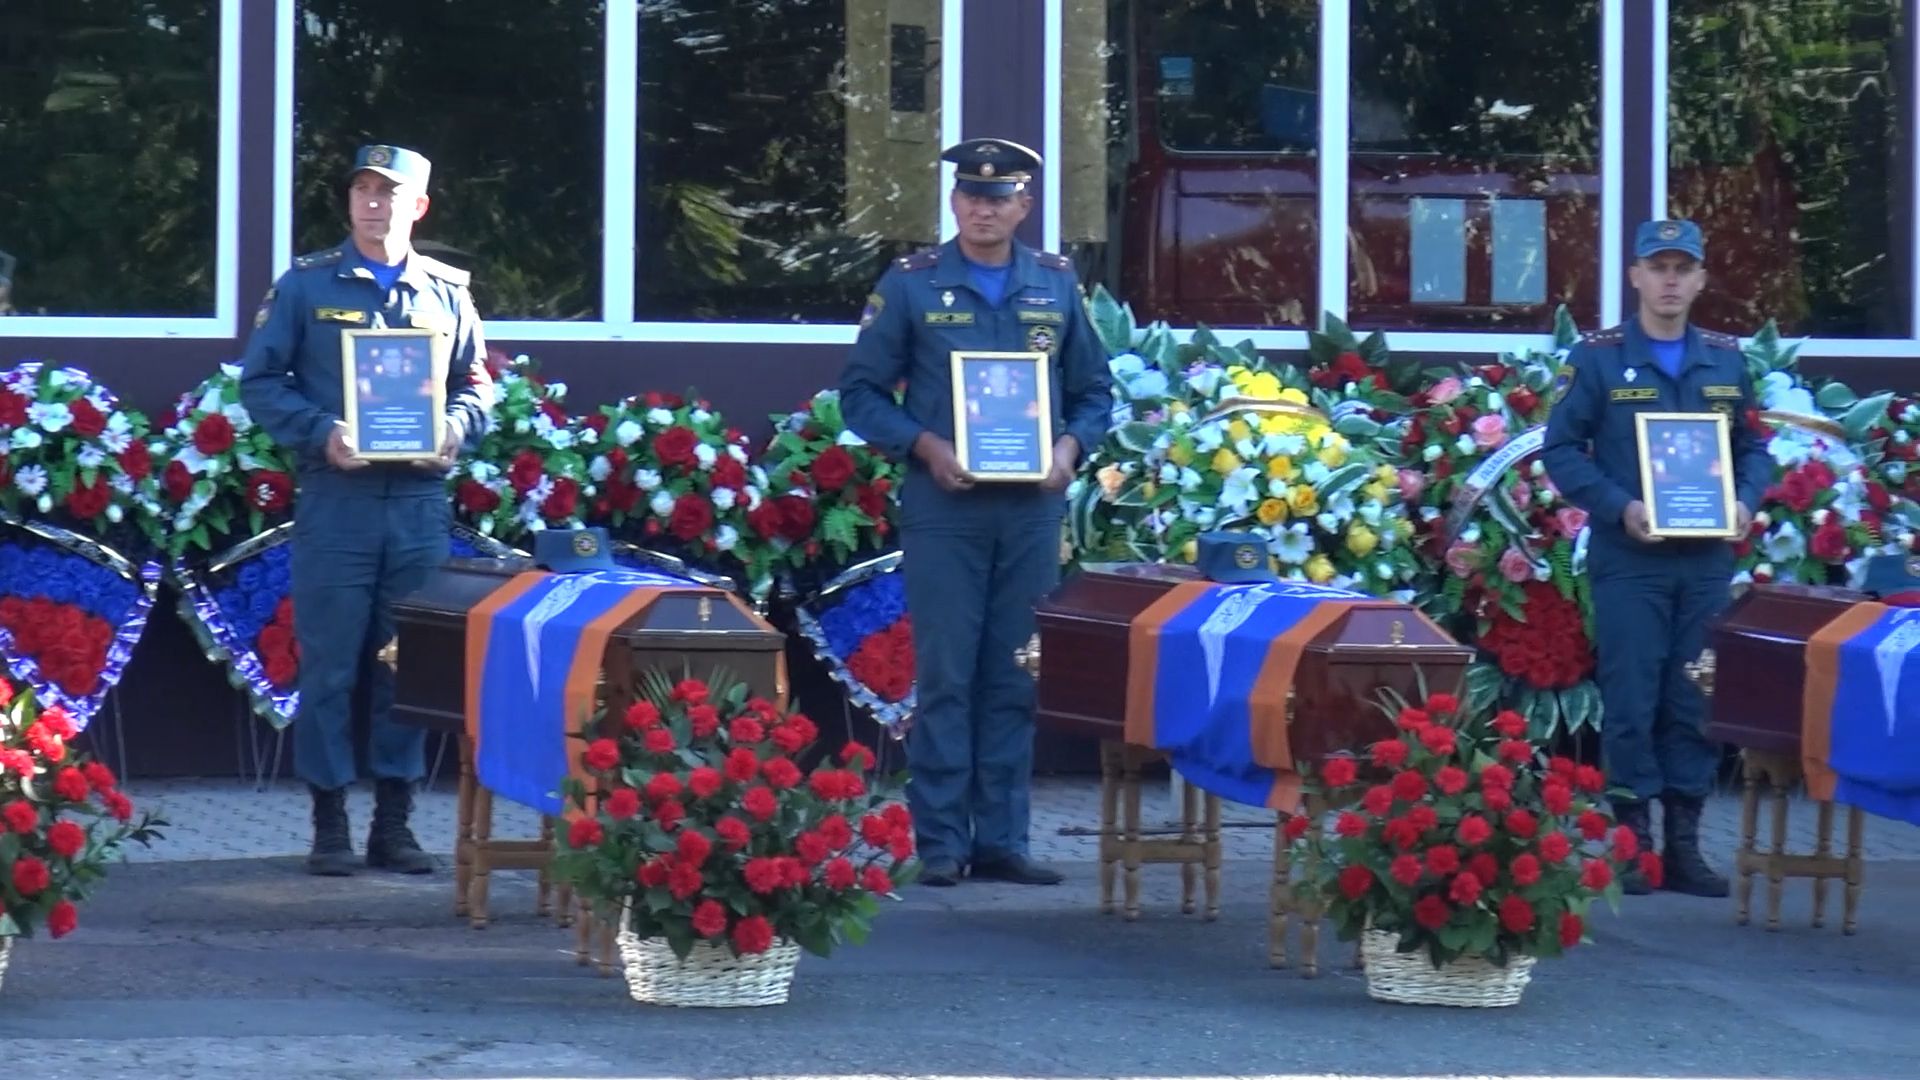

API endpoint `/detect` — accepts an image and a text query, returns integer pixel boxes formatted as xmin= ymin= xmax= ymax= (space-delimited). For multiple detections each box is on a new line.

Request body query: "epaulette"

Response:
xmin=1036 ymin=251 xmax=1073 ymax=271
xmin=893 ymin=248 xmax=939 ymax=272
xmin=413 ymin=253 xmax=471 ymax=288
xmin=1699 ymin=328 xmax=1740 ymax=350
xmin=291 ymin=247 xmax=345 ymax=270
xmin=1578 ymin=326 xmax=1625 ymax=347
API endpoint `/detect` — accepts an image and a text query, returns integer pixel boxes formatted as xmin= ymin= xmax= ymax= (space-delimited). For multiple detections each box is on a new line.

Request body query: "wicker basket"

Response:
xmin=616 ymin=917 xmax=800 ymax=1008
xmin=1360 ymin=929 xmax=1534 ymax=1008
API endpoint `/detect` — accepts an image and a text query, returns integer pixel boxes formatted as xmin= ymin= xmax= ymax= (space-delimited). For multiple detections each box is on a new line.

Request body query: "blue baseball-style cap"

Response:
xmin=349 ymin=144 xmax=433 ymax=189
xmin=942 ymin=137 xmax=1042 ymax=197
xmin=1858 ymin=554 xmax=1920 ymax=607
xmin=1634 ymin=218 xmax=1705 ymax=261
xmin=1195 ymin=531 xmax=1276 ymax=584
xmin=533 ymin=527 xmax=617 ymax=574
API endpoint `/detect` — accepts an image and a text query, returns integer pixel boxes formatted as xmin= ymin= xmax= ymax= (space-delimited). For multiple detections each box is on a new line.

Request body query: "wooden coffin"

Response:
xmin=1704 ymin=583 xmax=1867 ymax=756
xmin=388 ymin=557 xmax=788 ymax=735
xmin=1033 ymin=563 xmax=1476 ymax=761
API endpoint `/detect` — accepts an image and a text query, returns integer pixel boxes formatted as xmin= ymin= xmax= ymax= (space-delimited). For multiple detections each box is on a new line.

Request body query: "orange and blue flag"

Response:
xmin=1125 ymin=579 xmax=1410 ymax=812
xmin=463 ymin=567 xmax=693 ymax=815
xmin=1803 ymin=602 xmax=1920 ymax=827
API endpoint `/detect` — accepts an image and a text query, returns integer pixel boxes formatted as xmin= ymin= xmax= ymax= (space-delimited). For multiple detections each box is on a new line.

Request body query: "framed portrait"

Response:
xmin=950 ymin=350 xmax=1052 ymax=482
xmin=1635 ymin=411 xmax=1738 ymax=539
xmin=339 ymin=328 xmax=446 ymax=462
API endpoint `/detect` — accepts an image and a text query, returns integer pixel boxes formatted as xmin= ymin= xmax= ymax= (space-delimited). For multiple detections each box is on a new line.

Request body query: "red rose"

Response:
xmin=1371 ymin=739 xmax=1408 ymax=768
xmin=1505 ymin=810 xmax=1539 ymax=839
xmin=1426 ymin=692 xmax=1459 ymax=716
xmin=1407 ymin=805 xmax=1438 ymax=833
xmin=1867 ymin=481 xmax=1893 ymax=513
xmin=0 ymin=390 xmax=25 ymax=427
xmin=668 ymin=493 xmax=714 ymax=542
xmin=12 ymin=854 xmax=50 ymax=895
xmin=1510 ymin=853 xmax=1542 ymax=886
xmin=1811 ymin=520 xmax=1851 ymax=562
xmin=741 ymin=786 xmax=777 ymax=821
xmin=507 ymin=450 xmax=544 ymax=494
xmin=688 ymin=704 xmax=720 ymax=738
xmin=1476 ymin=764 xmax=1514 ymax=793
xmin=1413 ymin=894 xmax=1452 ymax=930
xmin=691 ymin=899 xmax=728 ymax=939
xmin=824 ymin=856 xmax=857 ymax=890
xmin=744 ymin=856 xmax=785 ymax=894
xmin=667 ymin=861 xmax=703 ymax=900
xmin=1580 ymin=858 xmax=1614 ymax=890
xmin=776 ymin=495 xmax=816 ymax=542
xmin=1337 ymin=865 xmax=1374 ymax=900
xmin=638 ymin=858 xmax=671 ymax=888
xmin=1419 ymin=725 xmax=1457 ymax=756
xmin=1321 ymin=756 xmax=1358 ymax=788
xmin=1493 ymin=711 xmax=1528 ymax=739
xmin=1498 ymin=895 xmax=1536 ymax=934
xmin=623 ymin=701 xmax=661 ymax=731
xmin=761 ymin=757 xmax=801 ymax=790
xmin=1456 ymin=815 xmax=1492 ymax=847
xmin=46 ymin=899 xmax=77 ymax=939
xmin=1577 ymin=810 xmax=1610 ymax=841
xmin=456 ymin=480 xmax=500 ymax=514
xmin=1426 ymin=845 xmax=1460 ymax=876
xmin=604 ymin=787 xmax=641 ymax=820
xmin=193 ymin=413 xmax=236 ymax=455
xmin=1539 ymin=831 xmax=1573 ymax=863
xmin=68 ymin=398 xmax=107 ymax=438
xmin=840 ymin=741 xmax=876 ymax=771
xmin=745 ymin=501 xmax=785 ymax=540
xmin=583 ymin=739 xmax=620 ymax=772
xmin=687 ymin=767 xmax=722 ymax=799
xmin=568 ymin=819 xmax=604 ymax=849
xmin=248 ymin=471 xmax=294 ymax=513
xmin=46 ymin=820 xmax=85 ymax=859
xmin=1435 ymin=766 xmax=1468 ymax=796
xmin=725 ymin=748 xmax=759 ymax=783
xmin=1543 ymin=780 xmax=1574 ymax=815
xmin=64 ymin=474 xmax=112 ymax=519
xmin=1559 ymin=911 xmax=1585 ymax=948
xmin=1395 ymin=707 xmax=1430 ymax=731
xmin=811 ymin=446 xmax=857 ymax=492
xmin=855 ymin=484 xmax=888 ymax=520
xmin=861 ymin=814 xmax=894 ymax=848
xmin=677 ymin=828 xmax=713 ymax=867
xmin=714 ymin=816 xmax=751 ymax=851
xmin=162 ymin=459 xmax=194 ymax=503
xmin=860 ymin=865 xmax=895 ymax=894
xmin=53 ymin=767 xmax=88 ymax=802
xmin=644 ymin=728 xmax=676 ymax=754
xmin=819 ymin=814 xmax=854 ymax=851
xmin=652 ymin=426 xmax=699 ymax=470
xmin=541 ymin=477 xmax=580 ymax=521
xmin=709 ymin=455 xmax=747 ymax=491
xmin=1638 ymin=851 xmax=1666 ymax=889
xmin=1362 ymin=785 xmax=1394 ymax=817
xmin=1391 ymin=770 xmax=1428 ymax=801
xmin=732 ymin=914 xmax=775 ymax=955
xmin=1334 ymin=812 xmax=1367 ymax=838
xmin=644 ymin=773 xmax=683 ymax=804
xmin=2 ymin=801 xmax=37 ymax=833
xmin=729 ymin=717 xmax=765 ymax=745
xmin=1448 ymin=871 xmax=1483 ymax=905
xmin=1611 ymin=825 xmax=1640 ymax=861
xmin=1389 ymin=854 xmax=1423 ymax=886
xmin=794 ymin=830 xmax=830 ymax=866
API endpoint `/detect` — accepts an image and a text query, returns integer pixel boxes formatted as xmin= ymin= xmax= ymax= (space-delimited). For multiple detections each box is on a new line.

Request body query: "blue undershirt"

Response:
xmin=962 ymin=253 xmax=1013 ymax=308
xmin=1648 ymin=335 xmax=1685 ymax=381
xmin=364 ymin=254 xmax=407 ymax=294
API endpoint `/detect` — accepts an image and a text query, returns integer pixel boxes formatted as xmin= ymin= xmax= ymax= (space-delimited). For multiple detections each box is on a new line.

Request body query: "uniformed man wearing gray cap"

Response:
xmin=240 ymin=144 xmax=495 ymax=877
xmin=838 ymin=138 xmax=1113 ymax=887
xmin=1542 ymin=219 xmax=1770 ymax=899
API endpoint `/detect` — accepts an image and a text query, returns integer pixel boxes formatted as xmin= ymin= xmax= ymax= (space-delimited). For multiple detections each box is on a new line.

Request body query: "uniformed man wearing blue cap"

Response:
xmin=240 ymin=144 xmax=495 ymax=876
xmin=1541 ymin=219 xmax=1770 ymax=898
xmin=838 ymin=138 xmax=1113 ymax=887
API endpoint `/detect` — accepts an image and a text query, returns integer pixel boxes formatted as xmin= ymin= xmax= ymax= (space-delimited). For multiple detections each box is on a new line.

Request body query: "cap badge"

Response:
xmin=572 ymin=532 xmax=600 ymax=557
xmin=1233 ymin=543 xmax=1261 ymax=570
xmin=1658 ymin=221 xmax=1681 ymax=240
xmin=367 ymin=146 xmax=393 ymax=167
xmin=980 ymin=162 xmax=995 ymax=177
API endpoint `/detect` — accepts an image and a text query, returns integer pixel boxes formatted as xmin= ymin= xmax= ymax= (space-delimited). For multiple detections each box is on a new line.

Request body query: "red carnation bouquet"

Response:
xmin=451 ymin=354 xmax=591 ymax=544
xmin=1287 ymin=690 xmax=1646 ymax=972
xmin=136 ymin=362 xmax=294 ymax=558
xmin=553 ymin=671 xmax=919 ymax=961
xmin=0 ymin=677 xmax=164 ymax=947
xmin=758 ymin=390 xmax=902 ymax=595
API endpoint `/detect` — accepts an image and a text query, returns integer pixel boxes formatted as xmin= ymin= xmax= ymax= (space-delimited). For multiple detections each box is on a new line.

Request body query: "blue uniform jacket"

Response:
xmin=1541 ymin=319 xmax=1772 ymax=565
xmin=238 ymin=241 xmax=494 ymax=497
xmin=838 ymin=239 xmax=1112 ymax=475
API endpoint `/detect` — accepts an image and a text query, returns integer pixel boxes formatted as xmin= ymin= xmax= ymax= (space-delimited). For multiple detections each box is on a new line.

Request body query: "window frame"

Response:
xmin=274 ymin=0 xmax=963 ymax=344
xmin=1652 ymin=0 xmax=1920 ymax=358
xmin=0 ymin=0 xmax=243 ymax=340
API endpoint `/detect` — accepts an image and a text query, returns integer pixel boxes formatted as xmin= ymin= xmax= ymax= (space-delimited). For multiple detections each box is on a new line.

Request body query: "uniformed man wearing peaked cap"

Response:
xmin=1541 ymin=219 xmax=1770 ymax=899
xmin=239 ymin=144 xmax=495 ymax=877
xmin=838 ymin=138 xmax=1113 ymax=887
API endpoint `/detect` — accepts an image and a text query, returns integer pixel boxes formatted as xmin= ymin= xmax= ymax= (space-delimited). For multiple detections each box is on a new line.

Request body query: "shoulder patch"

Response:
xmin=414 ymin=255 xmax=471 ymax=288
xmin=1579 ymin=326 xmax=1625 ymax=346
xmin=1699 ymin=329 xmax=1740 ymax=350
xmin=1036 ymin=251 xmax=1073 ymax=271
xmin=291 ymin=247 xmax=345 ymax=270
xmin=894 ymin=248 xmax=939 ymax=272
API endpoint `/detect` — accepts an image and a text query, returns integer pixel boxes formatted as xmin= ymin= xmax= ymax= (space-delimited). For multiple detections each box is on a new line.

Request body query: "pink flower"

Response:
xmin=1470 ymin=414 xmax=1509 ymax=449
xmin=1444 ymin=543 xmax=1482 ymax=578
xmin=1498 ymin=547 xmax=1533 ymax=583
xmin=1428 ymin=377 xmax=1465 ymax=405
xmin=1555 ymin=507 xmax=1589 ymax=537
xmin=1509 ymin=480 xmax=1532 ymax=506
xmin=1397 ymin=468 xmax=1427 ymax=504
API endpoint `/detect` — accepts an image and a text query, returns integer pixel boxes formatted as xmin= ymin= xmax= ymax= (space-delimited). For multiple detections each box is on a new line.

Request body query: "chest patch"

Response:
xmin=1702 ymin=384 xmax=1743 ymax=399
xmin=314 ymin=307 xmax=369 ymax=325
xmin=925 ymin=311 xmax=974 ymax=326
xmin=1610 ymin=387 xmax=1659 ymax=403
xmin=1026 ymin=325 xmax=1057 ymax=354
xmin=1016 ymin=309 xmax=1063 ymax=325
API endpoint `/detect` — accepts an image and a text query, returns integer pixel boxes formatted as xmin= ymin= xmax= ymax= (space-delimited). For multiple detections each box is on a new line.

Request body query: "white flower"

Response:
xmin=14 ymin=465 xmax=48 ymax=496
xmin=1109 ymin=353 xmax=1147 ymax=379
xmin=547 ymin=381 xmax=568 ymax=401
xmin=650 ymin=490 xmax=676 ymax=516
xmin=1887 ymin=462 xmax=1910 ymax=485
xmin=1160 ymin=463 xmax=1181 ymax=485
xmin=1811 ymin=509 xmax=1830 ymax=526
xmin=109 ymin=474 xmax=134 ymax=495
xmin=1466 ymin=376 xmax=1485 ymax=389
xmin=714 ymin=524 xmax=739 ymax=552
xmin=46 ymin=369 xmax=72 ymax=390
xmin=527 ymin=518 xmax=548 ymax=532
xmin=691 ymin=408 xmax=712 ymax=425
xmin=1303 ymin=461 xmax=1332 ymax=486
xmin=1731 ymin=570 xmax=1755 ymax=586
xmin=1066 ymin=478 xmax=1085 ymax=500
xmin=744 ymin=486 xmax=763 ymax=511
xmin=1455 ymin=433 xmax=1477 ymax=456
xmin=197 ymin=386 xmax=224 ymax=415
xmin=76 ymin=446 xmax=106 ymax=469
xmin=548 ymin=429 xmax=575 ymax=451
xmin=712 ymin=487 xmax=737 ymax=512
xmin=1270 ymin=433 xmax=1308 ymax=458
xmin=1376 ymin=561 xmax=1395 ymax=579
xmin=1190 ymin=506 xmax=1219 ymax=528
xmin=174 ymin=510 xmax=198 ymax=532
xmin=1179 ymin=468 xmax=1203 ymax=492
xmin=1423 ymin=443 xmax=1444 ymax=462
xmin=1271 ymin=523 xmax=1314 ymax=564
xmin=30 ymin=402 xmax=72 ymax=433
xmin=1327 ymin=493 xmax=1355 ymax=523
xmin=1234 ymin=437 xmax=1260 ymax=460
xmin=106 ymin=504 xmax=124 ymax=524
xmin=34 ymin=493 xmax=50 ymax=515
xmin=469 ymin=460 xmax=500 ymax=483
xmin=1315 ymin=512 xmax=1340 ymax=533
xmin=1193 ymin=424 xmax=1225 ymax=453
xmin=1754 ymin=510 xmax=1772 ymax=528
xmin=647 ymin=408 xmax=675 ymax=426
xmin=532 ymin=413 xmax=557 ymax=438
xmin=1762 ymin=521 xmax=1805 ymax=564
xmin=1461 ymin=524 xmax=1482 ymax=544
xmin=513 ymin=418 xmax=531 ymax=435
xmin=1267 ymin=477 xmax=1290 ymax=499
xmin=616 ymin=420 xmax=643 ymax=447
xmin=1186 ymin=367 xmax=1225 ymax=397
xmin=1220 ymin=467 xmax=1261 ymax=511
xmin=479 ymin=517 xmax=495 ymax=536
xmin=1486 ymin=391 xmax=1505 ymax=412
xmin=589 ymin=456 xmax=613 ymax=483
xmin=1128 ymin=371 xmax=1171 ymax=399
xmin=1359 ymin=502 xmax=1383 ymax=527
xmin=635 ymin=468 xmax=662 ymax=492
xmin=1421 ymin=506 xmax=1443 ymax=522
xmin=694 ymin=443 xmax=717 ymax=469
xmin=1531 ymin=460 xmax=1546 ymax=477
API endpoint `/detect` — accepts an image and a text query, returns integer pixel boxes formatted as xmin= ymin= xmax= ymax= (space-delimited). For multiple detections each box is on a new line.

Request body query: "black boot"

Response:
xmin=306 ymin=784 xmax=357 ymax=877
xmin=1660 ymin=792 xmax=1730 ymax=898
xmin=365 ymin=778 xmax=435 ymax=874
xmin=1612 ymin=799 xmax=1654 ymax=896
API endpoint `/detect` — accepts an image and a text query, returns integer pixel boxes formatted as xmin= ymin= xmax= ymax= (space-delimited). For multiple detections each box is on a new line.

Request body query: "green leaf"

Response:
xmin=1114 ymin=421 xmax=1160 ymax=454
xmin=1464 ymin=662 xmax=1505 ymax=718
xmin=1315 ymin=462 xmax=1371 ymax=502
xmin=1841 ymin=392 xmax=1895 ymax=442
xmin=1815 ymin=381 xmax=1859 ymax=412
xmin=1089 ymin=286 xmax=1134 ymax=355
xmin=1552 ymin=305 xmax=1580 ymax=351
xmin=821 ymin=504 xmax=864 ymax=556
xmin=1560 ymin=681 xmax=1602 ymax=733
xmin=1334 ymin=413 xmax=1382 ymax=440
xmin=1112 ymin=480 xmax=1150 ymax=508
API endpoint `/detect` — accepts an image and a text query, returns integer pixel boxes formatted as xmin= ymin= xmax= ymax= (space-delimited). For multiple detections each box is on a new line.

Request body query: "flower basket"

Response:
xmin=617 ymin=908 xmax=802 ymax=1008
xmin=1360 ymin=927 xmax=1535 ymax=1008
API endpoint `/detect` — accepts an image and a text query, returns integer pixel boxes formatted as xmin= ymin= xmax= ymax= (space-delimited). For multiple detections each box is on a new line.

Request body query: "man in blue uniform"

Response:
xmin=1542 ymin=219 xmax=1770 ymax=897
xmin=838 ymin=138 xmax=1113 ymax=887
xmin=240 ymin=144 xmax=494 ymax=876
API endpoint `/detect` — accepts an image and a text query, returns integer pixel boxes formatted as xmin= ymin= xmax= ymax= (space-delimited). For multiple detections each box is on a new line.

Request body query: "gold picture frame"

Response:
xmin=339 ymin=327 xmax=447 ymax=462
xmin=950 ymin=350 xmax=1053 ymax=482
xmin=1635 ymin=411 xmax=1739 ymax=539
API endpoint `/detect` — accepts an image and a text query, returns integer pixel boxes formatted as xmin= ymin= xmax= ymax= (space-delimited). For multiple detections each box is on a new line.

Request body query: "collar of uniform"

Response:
xmin=335 ymin=240 xmax=428 ymax=290
xmin=1622 ymin=317 xmax=1708 ymax=373
xmin=931 ymin=239 xmax=1041 ymax=294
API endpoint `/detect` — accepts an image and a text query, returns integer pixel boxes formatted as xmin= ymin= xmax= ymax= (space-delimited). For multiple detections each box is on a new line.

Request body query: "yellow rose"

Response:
xmin=1306 ymin=554 xmax=1336 ymax=583
xmin=1278 ymin=388 xmax=1309 ymax=406
xmin=1226 ymin=419 xmax=1252 ymax=444
xmin=1317 ymin=442 xmax=1348 ymax=469
xmin=1260 ymin=413 xmax=1305 ymax=436
xmin=1256 ymin=498 xmax=1289 ymax=526
xmin=1346 ymin=524 xmax=1379 ymax=557
xmin=1266 ymin=455 xmax=1298 ymax=481
xmin=1288 ymin=485 xmax=1319 ymax=517
xmin=1395 ymin=518 xmax=1415 ymax=539
xmin=1305 ymin=423 xmax=1332 ymax=443
xmin=1168 ymin=442 xmax=1193 ymax=467
xmin=1242 ymin=372 xmax=1283 ymax=400
xmin=1362 ymin=481 xmax=1389 ymax=504
xmin=1180 ymin=539 xmax=1198 ymax=563
xmin=1374 ymin=464 xmax=1398 ymax=485
xmin=1211 ymin=448 xmax=1242 ymax=476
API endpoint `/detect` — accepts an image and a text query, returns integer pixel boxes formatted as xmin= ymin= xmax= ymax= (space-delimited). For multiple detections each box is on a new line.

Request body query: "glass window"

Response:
xmin=0 ymin=1 xmax=220 ymax=318
xmin=634 ymin=0 xmax=948 ymax=323
xmin=1347 ymin=0 xmax=1602 ymax=332
xmin=1062 ymin=0 xmax=1321 ymax=330
xmin=293 ymin=1 xmax=606 ymax=321
xmin=1669 ymin=0 xmax=1907 ymax=338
